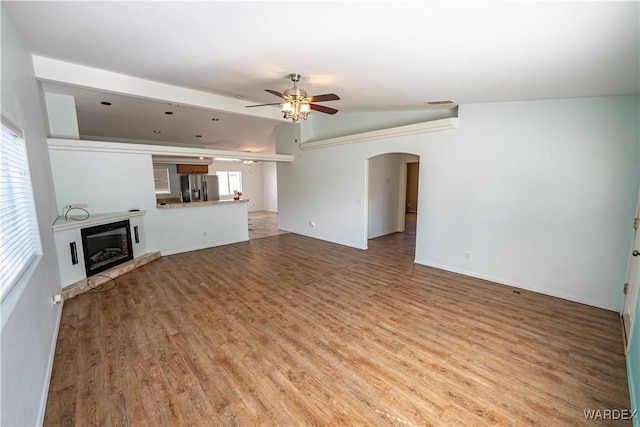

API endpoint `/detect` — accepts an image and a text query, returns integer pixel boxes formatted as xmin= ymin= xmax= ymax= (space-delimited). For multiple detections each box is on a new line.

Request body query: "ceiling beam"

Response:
xmin=33 ymin=56 xmax=287 ymax=123
xmin=47 ymin=138 xmax=294 ymax=163
xmin=300 ymin=117 xmax=459 ymax=150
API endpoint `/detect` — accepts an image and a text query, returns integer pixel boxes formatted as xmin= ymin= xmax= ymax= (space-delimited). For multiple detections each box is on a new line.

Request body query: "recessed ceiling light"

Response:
xmin=153 ymin=130 xmax=162 ymax=134
xmin=212 ymin=118 xmax=220 ymax=122
xmin=165 ymin=111 xmax=174 ymax=115
xmin=100 ymin=101 xmax=112 ymax=106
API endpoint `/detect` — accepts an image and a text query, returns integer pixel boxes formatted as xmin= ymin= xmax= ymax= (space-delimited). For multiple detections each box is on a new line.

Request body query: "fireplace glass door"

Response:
xmin=81 ymin=220 xmax=133 ymax=276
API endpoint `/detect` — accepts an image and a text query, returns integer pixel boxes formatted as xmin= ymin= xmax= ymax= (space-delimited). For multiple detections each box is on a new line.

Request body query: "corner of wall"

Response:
xmin=36 ymin=300 xmax=64 ymax=425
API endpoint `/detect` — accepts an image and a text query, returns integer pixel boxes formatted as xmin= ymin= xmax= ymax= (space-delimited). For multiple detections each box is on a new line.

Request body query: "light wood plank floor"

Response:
xmin=248 ymin=210 xmax=288 ymax=240
xmin=45 ymin=214 xmax=631 ymax=426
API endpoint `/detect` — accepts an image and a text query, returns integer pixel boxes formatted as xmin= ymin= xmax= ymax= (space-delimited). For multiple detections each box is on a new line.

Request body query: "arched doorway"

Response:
xmin=367 ymin=152 xmax=420 ymax=253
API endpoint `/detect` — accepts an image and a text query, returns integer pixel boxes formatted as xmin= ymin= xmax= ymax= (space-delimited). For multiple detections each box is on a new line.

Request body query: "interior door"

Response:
xmin=622 ymin=196 xmax=640 ymax=350
xmin=405 ymin=162 xmax=419 ymax=213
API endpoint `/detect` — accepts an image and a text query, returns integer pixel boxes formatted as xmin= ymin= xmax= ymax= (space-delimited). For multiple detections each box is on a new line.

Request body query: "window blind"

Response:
xmin=153 ymin=167 xmax=170 ymax=194
xmin=0 ymin=122 xmax=42 ymax=301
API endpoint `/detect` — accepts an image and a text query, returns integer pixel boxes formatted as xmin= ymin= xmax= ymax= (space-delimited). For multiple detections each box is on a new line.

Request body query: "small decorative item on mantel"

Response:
xmin=233 ymin=190 xmax=242 ymax=200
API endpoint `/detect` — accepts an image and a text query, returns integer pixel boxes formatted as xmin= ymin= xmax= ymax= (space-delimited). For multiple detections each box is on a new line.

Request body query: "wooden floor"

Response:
xmin=248 ymin=210 xmax=288 ymax=240
xmin=45 ymin=214 xmax=631 ymax=426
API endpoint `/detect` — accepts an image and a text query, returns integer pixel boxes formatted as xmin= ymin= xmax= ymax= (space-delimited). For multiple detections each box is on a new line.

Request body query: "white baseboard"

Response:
xmin=414 ymin=258 xmax=615 ymax=312
xmin=37 ymin=298 xmax=64 ymax=426
xmin=160 ymin=238 xmax=249 ymax=256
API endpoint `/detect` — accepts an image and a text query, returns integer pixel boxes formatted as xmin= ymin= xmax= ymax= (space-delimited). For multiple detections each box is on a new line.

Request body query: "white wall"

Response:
xmin=262 ymin=161 xmax=278 ymax=212
xmin=277 ymin=123 xmax=370 ymax=248
xmin=43 ymin=92 xmax=79 ymax=139
xmin=277 ymin=96 xmax=640 ymax=311
xmin=368 ymin=153 xmax=402 ymax=239
xmin=49 ymin=150 xmax=249 ymax=257
xmin=1 ymin=11 xmax=63 ymax=426
xmin=50 ymin=150 xmax=156 ymax=213
xmin=150 ymin=202 xmax=249 ymax=255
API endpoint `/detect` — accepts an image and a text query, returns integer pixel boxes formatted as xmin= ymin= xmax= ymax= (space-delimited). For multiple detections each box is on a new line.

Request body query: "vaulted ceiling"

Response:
xmin=4 ymin=1 xmax=639 ymax=153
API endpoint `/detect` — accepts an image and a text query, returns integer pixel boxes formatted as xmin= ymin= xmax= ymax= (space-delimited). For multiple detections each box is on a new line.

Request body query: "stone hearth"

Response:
xmin=62 ymin=251 xmax=160 ymax=299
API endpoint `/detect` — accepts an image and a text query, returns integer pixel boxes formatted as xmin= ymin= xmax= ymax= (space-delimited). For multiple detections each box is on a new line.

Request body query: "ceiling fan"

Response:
xmin=246 ymin=73 xmax=339 ymax=122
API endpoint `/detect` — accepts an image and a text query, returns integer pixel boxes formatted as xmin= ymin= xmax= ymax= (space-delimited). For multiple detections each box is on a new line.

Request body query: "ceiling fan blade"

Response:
xmin=265 ymin=89 xmax=287 ymax=99
xmin=310 ymin=103 xmax=338 ymax=115
xmin=245 ymin=102 xmax=281 ymax=108
xmin=308 ymin=93 xmax=340 ymax=102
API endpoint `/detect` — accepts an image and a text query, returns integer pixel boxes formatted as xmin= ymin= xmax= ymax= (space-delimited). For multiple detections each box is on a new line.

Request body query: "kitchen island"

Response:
xmin=150 ymin=198 xmax=249 ymax=255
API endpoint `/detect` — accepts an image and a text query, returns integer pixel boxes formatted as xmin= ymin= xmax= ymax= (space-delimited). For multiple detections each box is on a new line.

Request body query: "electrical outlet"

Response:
xmin=50 ymin=294 xmax=62 ymax=307
xmin=66 ymin=203 xmax=89 ymax=209
xmin=464 ymin=251 xmax=470 ymax=260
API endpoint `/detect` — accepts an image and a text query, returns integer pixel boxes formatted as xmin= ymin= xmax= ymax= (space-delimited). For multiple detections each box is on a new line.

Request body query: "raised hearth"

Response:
xmin=62 ymin=251 xmax=160 ymax=299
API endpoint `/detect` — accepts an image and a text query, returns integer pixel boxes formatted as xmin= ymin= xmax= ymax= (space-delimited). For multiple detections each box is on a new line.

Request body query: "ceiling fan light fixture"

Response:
xmin=282 ymin=98 xmax=310 ymax=122
xmin=247 ymin=72 xmax=339 ymax=121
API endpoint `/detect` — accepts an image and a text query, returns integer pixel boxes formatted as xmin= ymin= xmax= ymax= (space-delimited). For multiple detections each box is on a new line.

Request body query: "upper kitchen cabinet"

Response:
xmin=176 ymin=164 xmax=209 ymax=174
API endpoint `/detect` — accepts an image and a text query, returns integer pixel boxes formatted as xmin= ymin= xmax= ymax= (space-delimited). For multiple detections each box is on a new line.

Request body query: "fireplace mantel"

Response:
xmin=52 ymin=210 xmax=146 ymax=232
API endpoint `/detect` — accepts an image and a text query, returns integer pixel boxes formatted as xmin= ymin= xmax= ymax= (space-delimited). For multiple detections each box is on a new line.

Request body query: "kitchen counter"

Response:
xmin=156 ymin=199 xmax=249 ymax=209
xmin=152 ymin=197 xmax=249 ymax=255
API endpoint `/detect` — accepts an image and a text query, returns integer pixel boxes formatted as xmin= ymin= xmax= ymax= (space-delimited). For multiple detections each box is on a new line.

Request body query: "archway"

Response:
xmin=367 ymin=152 xmax=420 ymax=253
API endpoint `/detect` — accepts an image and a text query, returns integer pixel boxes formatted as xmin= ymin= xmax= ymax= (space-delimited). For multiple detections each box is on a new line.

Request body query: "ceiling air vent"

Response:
xmin=427 ymin=100 xmax=456 ymax=106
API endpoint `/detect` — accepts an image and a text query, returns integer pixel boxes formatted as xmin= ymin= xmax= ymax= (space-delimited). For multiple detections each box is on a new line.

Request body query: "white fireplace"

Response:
xmin=52 ymin=210 xmax=146 ymax=288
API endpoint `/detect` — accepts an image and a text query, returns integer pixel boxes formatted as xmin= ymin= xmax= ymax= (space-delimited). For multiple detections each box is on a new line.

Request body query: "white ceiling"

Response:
xmin=4 ymin=1 xmax=639 ymax=153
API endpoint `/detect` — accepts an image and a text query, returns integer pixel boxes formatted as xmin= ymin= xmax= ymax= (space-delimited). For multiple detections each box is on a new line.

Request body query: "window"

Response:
xmin=1 ymin=121 xmax=42 ymax=301
xmin=216 ymin=171 xmax=242 ymax=196
xmin=153 ymin=167 xmax=170 ymax=194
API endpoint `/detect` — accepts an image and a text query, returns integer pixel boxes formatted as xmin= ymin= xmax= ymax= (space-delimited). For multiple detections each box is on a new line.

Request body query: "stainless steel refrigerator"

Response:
xmin=180 ymin=174 xmax=220 ymax=202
